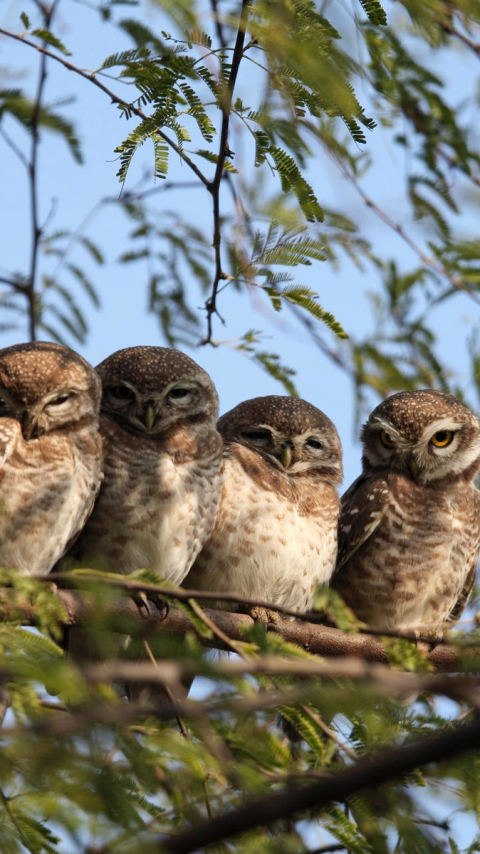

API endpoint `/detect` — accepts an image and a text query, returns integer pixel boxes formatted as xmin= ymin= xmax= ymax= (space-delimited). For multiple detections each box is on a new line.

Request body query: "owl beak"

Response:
xmin=143 ymin=404 xmax=156 ymax=432
xmin=21 ymin=410 xmax=36 ymax=441
xmin=408 ymin=457 xmax=420 ymax=478
xmin=281 ymin=444 xmax=293 ymax=469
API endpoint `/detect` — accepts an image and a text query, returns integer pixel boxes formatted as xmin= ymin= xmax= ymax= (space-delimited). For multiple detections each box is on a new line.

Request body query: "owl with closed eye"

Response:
xmin=0 ymin=341 xmax=102 ymax=576
xmin=68 ymin=346 xmax=223 ymax=584
xmin=185 ymin=395 xmax=343 ymax=616
xmin=332 ymin=389 xmax=480 ymax=634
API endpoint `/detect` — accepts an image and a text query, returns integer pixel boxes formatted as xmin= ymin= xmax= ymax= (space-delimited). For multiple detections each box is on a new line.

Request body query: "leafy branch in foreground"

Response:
xmin=0 ymin=573 xmax=478 ymax=852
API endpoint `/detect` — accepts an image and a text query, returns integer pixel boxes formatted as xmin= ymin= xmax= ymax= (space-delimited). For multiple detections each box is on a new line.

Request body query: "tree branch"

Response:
xmin=0 ymin=27 xmax=210 ymax=188
xmin=159 ymin=714 xmax=480 ymax=854
xmin=11 ymin=587 xmax=480 ymax=673
xmin=202 ymin=0 xmax=250 ymax=345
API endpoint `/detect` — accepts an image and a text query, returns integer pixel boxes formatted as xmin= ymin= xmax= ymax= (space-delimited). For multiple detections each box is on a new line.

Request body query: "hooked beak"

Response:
xmin=407 ymin=456 xmax=420 ymax=478
xmin=281 ymin=444 xmax=293 ymax=470
xmin=21 ymin=410 xmax=36 ymax=441
xmin=143 ymin=404 xmax=156 ymax=432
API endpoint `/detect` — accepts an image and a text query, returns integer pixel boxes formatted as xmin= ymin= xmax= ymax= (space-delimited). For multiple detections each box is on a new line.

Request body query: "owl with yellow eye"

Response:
xmin=332 ymin=390 xmax=480 ymax=635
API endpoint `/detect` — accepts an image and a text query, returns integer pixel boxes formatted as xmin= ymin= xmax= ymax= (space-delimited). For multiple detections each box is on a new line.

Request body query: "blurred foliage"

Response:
xmin=0 ymin=572 xmax=477 ymax=853
xmin=2 ymin=0 xmax=480 ymax=851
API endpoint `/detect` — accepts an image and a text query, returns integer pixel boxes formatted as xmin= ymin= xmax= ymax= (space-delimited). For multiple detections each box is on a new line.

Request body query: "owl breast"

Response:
xmin=187 ymin=445 xmax=340 ymax=613
xmin=75 ymin=418 xmax=223 ymax=585
xmin=0 ymin=418 xmax=101 ymax=576
xmin=335 ymin=471 xmax=480 ymax=631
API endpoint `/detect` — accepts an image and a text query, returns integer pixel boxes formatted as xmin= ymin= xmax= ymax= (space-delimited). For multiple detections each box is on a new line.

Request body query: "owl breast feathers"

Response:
xmin=185 ymin=395 xmax=343 ymax=614
xmin=333 ymin=389 xmax=480 ymax=633
xmin=0 ymin=341 xmax=102 ymax=576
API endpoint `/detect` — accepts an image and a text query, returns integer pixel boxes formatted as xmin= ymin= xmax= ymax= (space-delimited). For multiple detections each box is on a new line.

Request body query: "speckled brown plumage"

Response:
xmin=333 ymin=390 xmax=480 ymax=633
xmin=186 ymin=395 xmax=343 ymax=614
xmin=70 ymin=346 xmax=223 ymax=584
xmin=0 ymin=341 xmax=102 ymax=575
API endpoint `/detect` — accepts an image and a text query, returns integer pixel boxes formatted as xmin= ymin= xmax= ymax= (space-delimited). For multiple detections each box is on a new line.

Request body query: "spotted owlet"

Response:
xmin=69 ymin=345 xmax=223 ymax=583
xmin=185 ymin=395 xmax=343 ymax=616
xmin=332 ymin=389 xmax=480 ymax=634
xmin=0 ymin=341 xmax=102 ymax=576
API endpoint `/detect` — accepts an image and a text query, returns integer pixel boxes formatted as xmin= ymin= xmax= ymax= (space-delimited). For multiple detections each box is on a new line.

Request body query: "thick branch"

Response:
xmin=11 ymin=588 xmax=480 ymax=672
xmin=160 ymin=715 xmax=480 ymax=854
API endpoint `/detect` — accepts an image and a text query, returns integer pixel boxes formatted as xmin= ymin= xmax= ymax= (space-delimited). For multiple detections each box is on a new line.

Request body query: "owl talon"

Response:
xmin=146 ymin=594 xmax=169 ymax=621
xmin=248 ymin=605 xmax=283 ymax=629
xmin=132 ymin=591 xmax=151 ymax=619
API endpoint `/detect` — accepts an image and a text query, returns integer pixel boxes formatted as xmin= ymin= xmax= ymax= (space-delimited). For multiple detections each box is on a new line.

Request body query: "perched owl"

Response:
xmin=185 ymin=395 xmax=343 ymax=616
xmin=69 ymin=346 xmax=223 ymax=583
xmin=0 ymin=341 xmax=102 ymax=576
xmin=332 ymin=390 xmax=480 ymax=634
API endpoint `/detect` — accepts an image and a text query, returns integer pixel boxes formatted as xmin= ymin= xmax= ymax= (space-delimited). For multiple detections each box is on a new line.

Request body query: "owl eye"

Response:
xmin=379 ymin=430 xmax=396 ymax=449
xmin=306 ymin=438 xmax=323 ymax=450
xmin=109 ymin=385 xmax=135 ymax=401
xmin=48 ymin=393 xmax=74 ymax=407
xmin=168 ymin=387 xmax=191 ymax=399
xmin=241 ymin=429 xmax=271 ymax=443
xmin=430 ymin=430 xmax=454 ymax=448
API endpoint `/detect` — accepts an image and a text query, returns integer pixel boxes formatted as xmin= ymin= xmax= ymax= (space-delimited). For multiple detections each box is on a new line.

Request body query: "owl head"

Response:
xmin=361 ymin=389 xmax=480 ymax=483
xmin=97 ymin=346 xmax=218 ymax=436
xmin=0 ymin=341 xmax=101 ymax=440
xmin=219 ymin=395 xmax=343 ymax=483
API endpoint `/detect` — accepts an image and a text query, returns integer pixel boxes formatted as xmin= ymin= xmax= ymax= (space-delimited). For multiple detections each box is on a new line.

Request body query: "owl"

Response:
xmin=69 ymin=345 xmax=223 ymax=585
xmin=332 ymin=389 xmax=480 ymax=634
xmin=0 ymin=341 xmax=102 ymax=576
xmin=185 ymin=395 xmax=343 ymax=617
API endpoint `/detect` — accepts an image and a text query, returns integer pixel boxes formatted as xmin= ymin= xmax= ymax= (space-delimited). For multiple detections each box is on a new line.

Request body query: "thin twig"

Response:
xmin=337 ymin=159 xmax=480 ymax=305
xmin=201 ymin=0 xmax=251 ymax=345
xmin=299 ymin=705 xmax=358 ymax=760
xmin=142 ymin=640 xmax=189 ymax=739
xmin=26 ymin=5 xmax=57 ymax=341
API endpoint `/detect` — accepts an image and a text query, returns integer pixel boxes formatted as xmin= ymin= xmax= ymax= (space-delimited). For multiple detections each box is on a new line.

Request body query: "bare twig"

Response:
xmin=337 ymin=160 xmax=480 ymax=305
xmin=201 ymin=0 xmax=251 ymax=345
xmin=159 ymin=714 xmax=480 ymax=853
xmin=26 ymin=3 xmax=61 ymax=340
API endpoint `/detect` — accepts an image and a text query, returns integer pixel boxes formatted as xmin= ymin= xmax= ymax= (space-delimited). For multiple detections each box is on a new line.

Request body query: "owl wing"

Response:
xmin=447 ymin=562 xmax=477 ymax=624
xmin=335 ymin=473 xmax=391 ymax=572
xmin=446 ymin=489 xmax=480 ymax=623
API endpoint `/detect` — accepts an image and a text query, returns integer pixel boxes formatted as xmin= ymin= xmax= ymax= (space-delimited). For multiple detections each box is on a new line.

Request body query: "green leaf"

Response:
xmin=357 ymin=0 xmax=387 ymax=26
xmin=31 ymin=28 xmax=71 ymax=56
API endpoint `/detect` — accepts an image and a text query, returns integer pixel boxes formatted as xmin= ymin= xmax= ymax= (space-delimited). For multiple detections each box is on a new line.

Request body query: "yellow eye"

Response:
xmin=379 ymin=430 xmax=396 ymax=449
xmin=430 ymin=430 xmax=454 ymax=448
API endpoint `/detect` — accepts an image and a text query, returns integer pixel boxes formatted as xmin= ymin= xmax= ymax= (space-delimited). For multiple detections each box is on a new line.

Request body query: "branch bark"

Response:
xmin=6 ymin=587 xmax=480 ymax=673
